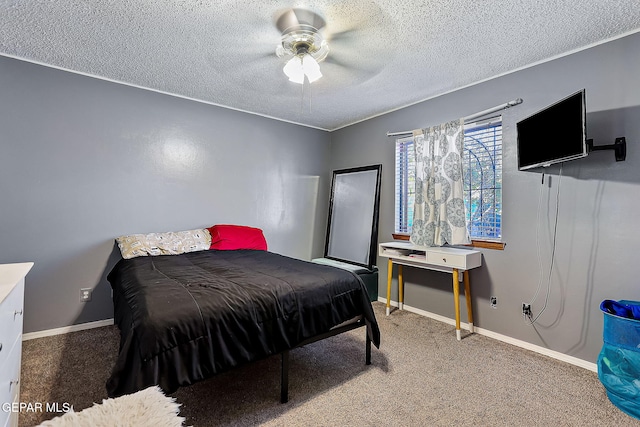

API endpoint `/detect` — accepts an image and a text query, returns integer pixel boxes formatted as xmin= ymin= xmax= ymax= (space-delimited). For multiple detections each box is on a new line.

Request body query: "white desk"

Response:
xmin=379 ymin=242 xmax=481 ymax=340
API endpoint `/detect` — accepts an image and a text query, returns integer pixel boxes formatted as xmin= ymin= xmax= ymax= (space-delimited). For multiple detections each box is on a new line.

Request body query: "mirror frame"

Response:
xmin=324 ymin=164 xmax=382 ymax=270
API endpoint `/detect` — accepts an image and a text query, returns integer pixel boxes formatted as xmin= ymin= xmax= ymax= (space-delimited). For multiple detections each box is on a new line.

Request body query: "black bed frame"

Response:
xmin=279 ymin=318 xmax=372 ymax=403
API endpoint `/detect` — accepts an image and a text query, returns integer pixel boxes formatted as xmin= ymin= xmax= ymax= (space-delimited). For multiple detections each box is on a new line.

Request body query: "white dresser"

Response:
xmin=0 ymin=263 xmax=32 ymax=427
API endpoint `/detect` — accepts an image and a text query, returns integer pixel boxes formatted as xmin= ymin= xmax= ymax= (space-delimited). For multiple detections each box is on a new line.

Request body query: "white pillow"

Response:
xmin=116 ymin=228 xmax=211 ymax=259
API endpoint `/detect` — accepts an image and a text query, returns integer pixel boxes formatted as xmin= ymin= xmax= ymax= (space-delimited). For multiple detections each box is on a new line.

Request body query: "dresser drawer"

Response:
xmin=0 ymin=338 xmax=22 ymax=427
xmin=0 ymin=398 xmax=8 ymax=427
xmin=0 ymin=281 xmax=24 ymax=369
xmin=426 ymin=251 xmax=466 ymax=269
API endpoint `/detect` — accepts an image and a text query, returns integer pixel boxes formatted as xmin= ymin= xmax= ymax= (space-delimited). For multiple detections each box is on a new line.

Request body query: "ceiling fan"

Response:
xmin=266 ymin=5 xmax=393 ymax=90
xmin=274 ymin=8 xmax=330 ymax=84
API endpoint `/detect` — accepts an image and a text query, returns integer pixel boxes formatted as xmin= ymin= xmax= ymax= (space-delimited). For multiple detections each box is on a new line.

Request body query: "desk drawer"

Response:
xmin=426 ymin=251 xmax=466 ymax=269
xmin=0 ymin=281 xmax=24 ymax=368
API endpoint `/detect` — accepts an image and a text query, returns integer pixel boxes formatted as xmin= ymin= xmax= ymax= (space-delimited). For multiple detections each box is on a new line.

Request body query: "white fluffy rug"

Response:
xmin=36 ymin=386 xmax=185 ymax=427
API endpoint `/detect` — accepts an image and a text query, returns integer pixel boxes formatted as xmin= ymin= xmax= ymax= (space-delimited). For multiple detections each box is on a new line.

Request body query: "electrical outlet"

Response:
xmin=490 ymin=296 xmax=497 ymax=308
xmin=522 ymin=303 xmax=531 ymax=316
xmin=80 ymin=288 xmax=92 ymax=302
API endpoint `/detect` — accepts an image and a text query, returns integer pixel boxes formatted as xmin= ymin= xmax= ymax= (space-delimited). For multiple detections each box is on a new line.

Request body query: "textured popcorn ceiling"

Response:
xmin=1 ymin=1 xmax=639 ymax=130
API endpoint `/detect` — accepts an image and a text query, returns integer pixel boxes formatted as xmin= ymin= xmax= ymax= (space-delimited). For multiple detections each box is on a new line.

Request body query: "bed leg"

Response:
xmin=280 ymin=350 xmax=289 ymax=403
xmin=366 ymin=332 xmax=371 ymax=365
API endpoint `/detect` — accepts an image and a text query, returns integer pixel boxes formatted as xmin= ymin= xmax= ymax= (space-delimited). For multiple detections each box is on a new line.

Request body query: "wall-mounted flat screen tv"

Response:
xmin=517 ymin=89 xmax=587 ymax=171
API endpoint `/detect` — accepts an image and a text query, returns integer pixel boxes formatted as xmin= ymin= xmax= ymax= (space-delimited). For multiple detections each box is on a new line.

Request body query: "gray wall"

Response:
xmin=330 ymin=32 xmax=640 ymax=364
xmin=0 ymin=55 xmax=332 ymax=333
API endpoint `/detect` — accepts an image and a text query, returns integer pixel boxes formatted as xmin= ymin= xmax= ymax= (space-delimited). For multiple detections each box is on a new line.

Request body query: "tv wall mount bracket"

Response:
xmin=586 ymin=137 xmax=626 ymax=162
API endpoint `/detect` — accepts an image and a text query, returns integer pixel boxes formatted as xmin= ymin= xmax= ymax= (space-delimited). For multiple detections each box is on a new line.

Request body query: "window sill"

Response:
xmin=391 ymin=233 xmax=505 ymax=250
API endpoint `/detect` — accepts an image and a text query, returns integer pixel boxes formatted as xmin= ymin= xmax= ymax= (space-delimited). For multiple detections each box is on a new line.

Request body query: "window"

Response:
xmin=394 ymin=117 xmax=503 ymax=241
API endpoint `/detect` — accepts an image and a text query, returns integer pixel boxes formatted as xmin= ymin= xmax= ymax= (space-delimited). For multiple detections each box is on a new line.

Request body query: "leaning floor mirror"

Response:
xmin=324 ymin=164 xmax=382 ymax=270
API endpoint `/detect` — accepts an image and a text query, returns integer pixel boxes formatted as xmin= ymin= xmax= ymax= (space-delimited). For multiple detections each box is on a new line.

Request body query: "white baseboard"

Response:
xmin=22 ymin=318 xmax=114 ymax=341
xmin=378 ymin=298 xmax=597 ymax=372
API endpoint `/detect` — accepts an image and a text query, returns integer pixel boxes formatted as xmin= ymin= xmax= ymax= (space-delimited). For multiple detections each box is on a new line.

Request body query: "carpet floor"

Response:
xmin=18 ymin=302 xmax=639 ymax=426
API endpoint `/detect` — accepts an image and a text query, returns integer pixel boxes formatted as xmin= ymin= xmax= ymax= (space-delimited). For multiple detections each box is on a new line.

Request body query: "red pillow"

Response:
xmin=207 ymin=225 xmax=268 ymax=251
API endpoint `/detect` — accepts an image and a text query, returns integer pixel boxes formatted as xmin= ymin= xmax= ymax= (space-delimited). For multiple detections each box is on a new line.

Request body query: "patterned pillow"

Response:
xmin=116 ymin=228 xmax=212 ymax=259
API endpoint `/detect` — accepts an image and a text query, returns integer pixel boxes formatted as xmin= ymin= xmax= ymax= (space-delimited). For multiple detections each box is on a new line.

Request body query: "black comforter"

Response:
xmin=106 ymin=249 xmax=380 ymax=397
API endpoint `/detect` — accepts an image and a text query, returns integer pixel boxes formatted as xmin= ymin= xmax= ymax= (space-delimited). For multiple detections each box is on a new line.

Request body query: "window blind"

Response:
xmin=462 ymin=121 xmax=502 ymax=239
xmin=395 ymin=136 xmax=415 ymax=233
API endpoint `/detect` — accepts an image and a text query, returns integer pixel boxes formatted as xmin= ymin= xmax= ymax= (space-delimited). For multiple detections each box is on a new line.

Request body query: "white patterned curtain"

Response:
xmin=410 ymin=119 xmax=471 ymax=247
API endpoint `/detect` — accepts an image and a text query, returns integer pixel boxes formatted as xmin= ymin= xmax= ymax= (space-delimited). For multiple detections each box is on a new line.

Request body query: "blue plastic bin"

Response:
xmin=598 ymin=300 xmax=640 ymax=419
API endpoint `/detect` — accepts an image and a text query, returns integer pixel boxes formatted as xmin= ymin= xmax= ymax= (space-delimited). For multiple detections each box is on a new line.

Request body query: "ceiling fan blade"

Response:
xmin=323 ymin=56 xmax=351 ymax=69
xmin=325 ymin=28 xmax=360 ymax=43
xmin=274 ymin=8 xmax=326 ymax=33
xmin=326 ymin=42 xmax=389 ymax=69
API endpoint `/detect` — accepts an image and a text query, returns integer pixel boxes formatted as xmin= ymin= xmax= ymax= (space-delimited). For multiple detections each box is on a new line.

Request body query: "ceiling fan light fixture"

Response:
xmin=302 ymin=54 xmax=322 ymax=83
xmin=282 ymin=53 xmax=322 ymax=84
xmin=276 ymin=21 xmax=329 ymax=85
xmin=283 ymin=56 xmax=305 ymax=84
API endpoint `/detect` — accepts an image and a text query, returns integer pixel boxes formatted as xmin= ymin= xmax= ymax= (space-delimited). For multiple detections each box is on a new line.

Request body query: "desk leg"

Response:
xmin=398 ymin=264 xmax=404 ymax=311
xmin=452 ymin=268 xmax=461 ymax=341
xmin=464 ymin=270 xmax=473 ymax=333
xmin=386 ymin=259 xmax=393 ymax=316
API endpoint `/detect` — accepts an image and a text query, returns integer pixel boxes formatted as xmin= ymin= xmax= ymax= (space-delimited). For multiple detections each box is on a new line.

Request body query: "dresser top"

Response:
xmin=0 ymin=262 xmax=33 ymax=303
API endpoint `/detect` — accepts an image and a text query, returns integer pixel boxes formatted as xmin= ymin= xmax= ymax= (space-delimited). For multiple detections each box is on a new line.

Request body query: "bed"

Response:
xmin=106 ymin=248 xmax=380 ymax=402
